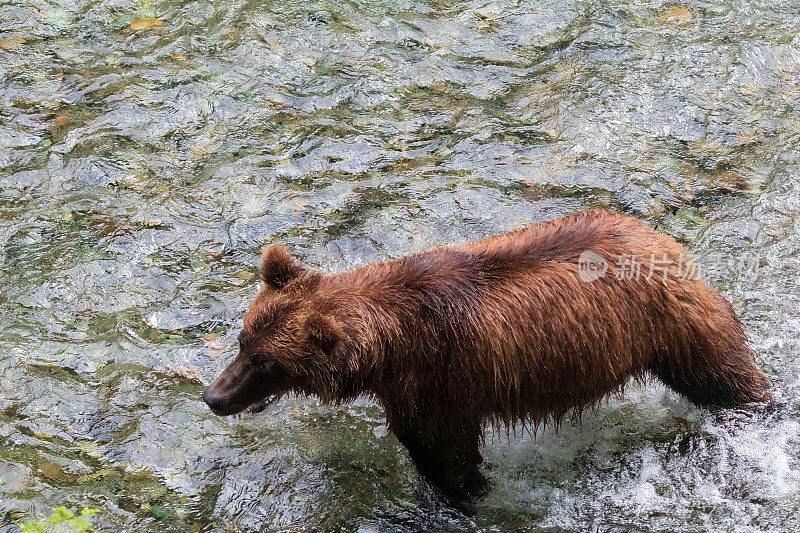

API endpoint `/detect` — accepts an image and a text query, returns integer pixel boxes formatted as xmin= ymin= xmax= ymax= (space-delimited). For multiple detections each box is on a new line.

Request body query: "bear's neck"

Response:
xmin=320 ymin=252 xmax=475 ymax=401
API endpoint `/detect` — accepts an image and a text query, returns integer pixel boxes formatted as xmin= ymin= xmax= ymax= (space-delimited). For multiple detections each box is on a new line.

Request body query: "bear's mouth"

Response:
xmin=232 ymin=394 xmax=279 ymax=418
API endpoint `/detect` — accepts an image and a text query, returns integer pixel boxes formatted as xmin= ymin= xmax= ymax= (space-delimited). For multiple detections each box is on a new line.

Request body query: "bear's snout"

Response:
xmin=203 ymin=356 xmax=283 ymax=416
xmin=202 ymin=388 xmax=228 ymax=415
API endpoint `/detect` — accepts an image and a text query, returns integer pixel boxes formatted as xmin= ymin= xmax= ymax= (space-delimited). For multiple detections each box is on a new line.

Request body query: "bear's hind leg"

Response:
xmin=651 ymin=345 xmax=768 ymax=407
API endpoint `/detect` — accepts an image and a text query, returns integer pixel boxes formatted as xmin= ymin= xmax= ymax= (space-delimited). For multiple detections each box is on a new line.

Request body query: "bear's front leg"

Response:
xmin=388 ymin=412 xmax=488 ymax=503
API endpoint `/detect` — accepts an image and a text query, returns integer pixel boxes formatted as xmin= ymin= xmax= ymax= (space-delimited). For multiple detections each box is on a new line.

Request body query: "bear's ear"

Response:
xmin=305 ymin=313 xmax=343 ymax=356
xmin=261 ymin=244 xmax=305 ymax=290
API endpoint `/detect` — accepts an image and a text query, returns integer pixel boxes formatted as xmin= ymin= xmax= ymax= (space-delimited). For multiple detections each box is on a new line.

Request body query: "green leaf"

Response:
xmin=18 ymin=506 xmax=100 ymax=533
xmin=48 ymin=506 xmax=76 ymax=524
xmin=19 ymin=521 xmax=46 ymax=533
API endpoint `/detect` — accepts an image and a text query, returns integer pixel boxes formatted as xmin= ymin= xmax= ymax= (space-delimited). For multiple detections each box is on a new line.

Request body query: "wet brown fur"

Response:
xmin=204 ymin=210 xmax=768 ymax=502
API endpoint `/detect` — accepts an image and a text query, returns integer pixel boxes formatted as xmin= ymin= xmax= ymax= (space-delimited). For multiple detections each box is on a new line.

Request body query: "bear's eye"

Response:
xmin=254 ymin=357 xmax=279 ymax=375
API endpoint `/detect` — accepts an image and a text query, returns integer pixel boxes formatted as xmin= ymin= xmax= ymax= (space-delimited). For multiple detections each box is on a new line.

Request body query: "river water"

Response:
xmin=2 ymin=0 xmax=800 ymax=531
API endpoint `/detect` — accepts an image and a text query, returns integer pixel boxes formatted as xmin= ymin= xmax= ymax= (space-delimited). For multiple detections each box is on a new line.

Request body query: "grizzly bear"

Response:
xmin=202 ymin=210 xmax=768 ymax=503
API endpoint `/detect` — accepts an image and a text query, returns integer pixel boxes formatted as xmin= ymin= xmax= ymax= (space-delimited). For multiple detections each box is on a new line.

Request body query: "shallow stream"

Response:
xmin=2 ymin=0 xmax=800 ymax=531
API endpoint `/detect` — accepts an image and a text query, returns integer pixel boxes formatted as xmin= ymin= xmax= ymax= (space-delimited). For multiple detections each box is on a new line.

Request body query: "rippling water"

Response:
xmin=1 ymin=0 xmax=800 ymax=531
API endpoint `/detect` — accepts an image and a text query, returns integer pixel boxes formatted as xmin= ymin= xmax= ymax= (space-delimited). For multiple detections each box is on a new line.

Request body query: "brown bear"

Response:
xmin=202 ymin=209 xmax=768 ymax=503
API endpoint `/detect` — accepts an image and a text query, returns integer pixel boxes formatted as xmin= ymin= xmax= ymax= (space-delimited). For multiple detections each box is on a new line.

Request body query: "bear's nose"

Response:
xmin=202 ymin=388 xmax=225 ymax=414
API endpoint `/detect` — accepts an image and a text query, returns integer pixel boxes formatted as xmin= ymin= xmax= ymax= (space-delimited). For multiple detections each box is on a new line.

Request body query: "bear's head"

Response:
xmin=202 ymin=245 xmax=344 ymax=416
